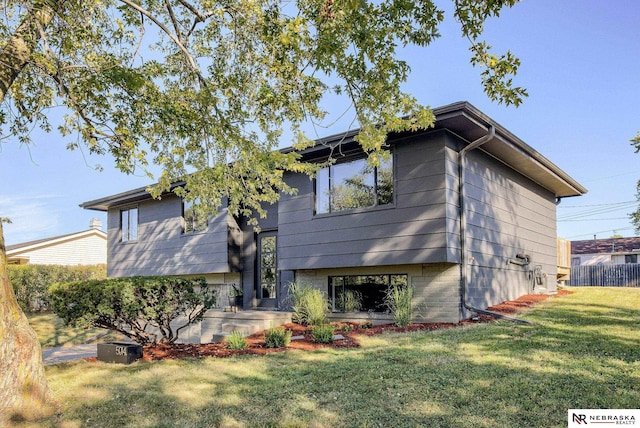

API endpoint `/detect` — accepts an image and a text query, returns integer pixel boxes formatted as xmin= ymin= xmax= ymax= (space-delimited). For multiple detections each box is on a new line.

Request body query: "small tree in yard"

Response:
xmin=49 ymin=276 xmax=216 ymax=345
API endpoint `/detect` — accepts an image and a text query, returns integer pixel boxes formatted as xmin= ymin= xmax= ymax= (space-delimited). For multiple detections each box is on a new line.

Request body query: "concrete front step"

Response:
xmin=177 ymin=310 xmax=293 ymax=344
xmin=221 ymin=320 xmax=270 ymax=335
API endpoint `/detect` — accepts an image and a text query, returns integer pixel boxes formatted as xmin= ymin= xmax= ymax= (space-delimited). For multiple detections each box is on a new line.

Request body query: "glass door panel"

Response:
xmin=258 ymin=234 xmax=277 ymax=299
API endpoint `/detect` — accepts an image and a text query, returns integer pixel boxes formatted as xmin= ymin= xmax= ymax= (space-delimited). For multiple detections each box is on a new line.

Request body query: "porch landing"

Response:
xmin=179 ymin=310 xmax=293 ymax=344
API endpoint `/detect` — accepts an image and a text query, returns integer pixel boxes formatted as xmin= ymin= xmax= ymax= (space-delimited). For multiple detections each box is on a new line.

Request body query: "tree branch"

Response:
xmin=175 ymin=0 xmax=212 ymax=22
xmin=164 ymin=0 xmax=184 ymax=43
xmin=118 ymin=0 xmax=208 ymax=88
xmin=0 ymin=0 xmax=66 ymax=103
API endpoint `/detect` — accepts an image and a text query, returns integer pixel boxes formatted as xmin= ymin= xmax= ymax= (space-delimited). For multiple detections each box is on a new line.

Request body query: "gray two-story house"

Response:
xmin=82 ymin=102 xmax=586 ymax=339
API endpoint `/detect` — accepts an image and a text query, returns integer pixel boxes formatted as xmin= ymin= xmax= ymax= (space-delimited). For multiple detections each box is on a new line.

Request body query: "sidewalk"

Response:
xmin=42 ymin=344 xmax=97 ymax=365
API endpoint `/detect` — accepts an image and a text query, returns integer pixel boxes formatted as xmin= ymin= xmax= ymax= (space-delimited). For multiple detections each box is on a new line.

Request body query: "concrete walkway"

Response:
xmin=42 ymin=344 xmax=97 ymax=365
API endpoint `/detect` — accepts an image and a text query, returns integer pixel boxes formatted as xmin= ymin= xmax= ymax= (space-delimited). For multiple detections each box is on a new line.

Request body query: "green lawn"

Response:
xmin=28 ymin=312 xmax=123 ymax=348
xmin=37 ymin=287 xmax=640 ymax=427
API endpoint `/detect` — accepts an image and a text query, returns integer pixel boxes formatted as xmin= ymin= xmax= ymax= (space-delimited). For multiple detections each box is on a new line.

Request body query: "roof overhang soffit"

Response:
xmin=432 ymin=102 xmax=587 ymax=198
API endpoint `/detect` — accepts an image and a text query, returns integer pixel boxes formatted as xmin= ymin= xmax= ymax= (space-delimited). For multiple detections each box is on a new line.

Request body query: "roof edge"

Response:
xmin=81 ymin=101 xmax=587 ymax=209
xmin=454 ymin=102 xmax=588 ymax=196
xmin=6 ymin=229 xmax=107 ymax=254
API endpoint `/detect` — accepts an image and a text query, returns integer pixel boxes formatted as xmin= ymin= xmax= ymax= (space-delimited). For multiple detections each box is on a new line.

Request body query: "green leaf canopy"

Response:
xmin=1 ymin=0 xmax=526 ymax=222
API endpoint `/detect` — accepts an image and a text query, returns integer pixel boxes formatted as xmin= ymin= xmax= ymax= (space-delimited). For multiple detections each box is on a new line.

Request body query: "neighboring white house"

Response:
xmin=6 ymin=218 xmax=107 ymax=265
xmin=571 ymin=237 xmax=640 ymax=266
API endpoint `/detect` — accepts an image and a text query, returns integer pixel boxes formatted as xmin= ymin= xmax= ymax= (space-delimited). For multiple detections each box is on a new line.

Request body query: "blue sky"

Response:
xmin=1 ymin=0 xmax=639 ymax=245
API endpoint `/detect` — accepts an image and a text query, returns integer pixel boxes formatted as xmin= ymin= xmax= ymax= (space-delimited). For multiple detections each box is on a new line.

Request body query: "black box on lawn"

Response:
xmin=97 ymin=342 xmax=143 ymax=364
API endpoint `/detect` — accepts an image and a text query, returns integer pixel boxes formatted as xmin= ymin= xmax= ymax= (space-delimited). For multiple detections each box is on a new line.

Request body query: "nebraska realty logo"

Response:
xmin=569 ymin=409 xmax=639 ymax=426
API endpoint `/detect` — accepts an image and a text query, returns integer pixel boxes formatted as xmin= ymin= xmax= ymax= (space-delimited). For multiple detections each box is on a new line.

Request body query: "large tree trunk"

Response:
xmin=0 ymin=222 xmax=53 ymax=423
xmin=0 ymin=3 xmax=65 ymax=422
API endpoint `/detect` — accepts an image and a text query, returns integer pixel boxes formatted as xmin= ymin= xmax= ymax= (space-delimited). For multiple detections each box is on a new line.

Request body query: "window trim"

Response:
xmin=182 ymin=198 xmax=208 ymax=234
xmin=120 ymin=206 xmax=139 ymax=243
xmin=314 ymin=150 xmax=395 ymax=216
xmin=257 ymin=232 xmax=278 ymax=300
xmin=328 ymin=274 xmax=408 ymax=313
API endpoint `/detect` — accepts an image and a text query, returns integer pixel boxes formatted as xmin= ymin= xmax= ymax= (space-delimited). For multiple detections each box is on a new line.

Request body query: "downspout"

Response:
xmin=457 ymin=126 xmax=532 ymax=325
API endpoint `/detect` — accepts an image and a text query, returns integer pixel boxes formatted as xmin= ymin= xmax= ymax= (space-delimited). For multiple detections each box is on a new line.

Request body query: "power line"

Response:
xmin=581 ymin=171 xmax=640 ymax=183
xmin=564 ymin=226 xmax=636 ymax=240
xmin=557 ymin=217 xmax=629 ymax=222
xmin=557 ymin=203 xmax=636 ymax=221
xmin=559 ymin=200 xmax=635 ymax=208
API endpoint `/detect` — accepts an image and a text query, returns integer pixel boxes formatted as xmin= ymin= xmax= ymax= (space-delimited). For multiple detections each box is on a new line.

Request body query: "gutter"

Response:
xmin=457 ymin=125 xmax=532 ymax=325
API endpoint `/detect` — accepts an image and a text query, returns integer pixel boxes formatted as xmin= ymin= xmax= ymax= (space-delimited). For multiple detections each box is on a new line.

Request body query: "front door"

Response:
xmin=257 ymin=232 xmax=277 ymax=305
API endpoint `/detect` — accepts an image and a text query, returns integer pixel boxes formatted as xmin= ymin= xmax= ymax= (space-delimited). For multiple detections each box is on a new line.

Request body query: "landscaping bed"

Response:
xmin=98 ymin=290 xmax=572 ymax=362
xmin=42 ymin=287 xmax=638 ymax=428
xmin=138 ymin=320 xmax=461 ymax=361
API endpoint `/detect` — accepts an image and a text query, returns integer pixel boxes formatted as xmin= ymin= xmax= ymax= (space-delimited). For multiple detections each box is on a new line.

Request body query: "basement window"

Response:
xmin=328 ymin=274 xmax=408 ymax=312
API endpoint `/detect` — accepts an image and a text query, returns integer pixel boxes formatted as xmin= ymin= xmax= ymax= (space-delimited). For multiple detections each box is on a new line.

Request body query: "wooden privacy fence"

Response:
xmin=569 ymin=265 xmax=640 ymax=287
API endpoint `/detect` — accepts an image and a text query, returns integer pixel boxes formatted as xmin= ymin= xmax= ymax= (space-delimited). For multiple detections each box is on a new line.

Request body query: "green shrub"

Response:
xmin=289 ymin=281 xmax=328 ymax=326
xmin=9 ymin=264 xmax=106 ymax=313
xmin=360 ymin=321 xmax=373 ymax=329
xmin=263 ymin=327 xmax=292 ymax=348
xmin=336 ymin=289 xmax=363 ymax=312
xmin=226 ymin=331 xmax=248 ymax=350
xmin=312 ymin=324 xmax=335 ymax=344
xmin=384 ymin=284 xmax=414 ymax=327
xmin=340 ymin=324 xmax=353 ymax=332
xmin=49 ymin=276 xmax=216 ymax=345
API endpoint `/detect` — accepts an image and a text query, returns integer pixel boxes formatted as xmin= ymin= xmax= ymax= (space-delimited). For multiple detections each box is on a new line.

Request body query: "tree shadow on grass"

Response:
xmin=40 ymin=295 xmax=639 ymax=428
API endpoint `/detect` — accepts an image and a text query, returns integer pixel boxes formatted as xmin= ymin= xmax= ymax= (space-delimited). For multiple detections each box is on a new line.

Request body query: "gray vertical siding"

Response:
xmin=240 ymin=225 xmax=256 ymax=307
xmin=107 ymin=195 xmax=233 ymax=277
xmin=447 ymin=143 xmax=559 ymax=315
xmin=278 ymin=131 xmax=454 ymax=271
xmin=227 ymin=215 xmax=243 ymax=272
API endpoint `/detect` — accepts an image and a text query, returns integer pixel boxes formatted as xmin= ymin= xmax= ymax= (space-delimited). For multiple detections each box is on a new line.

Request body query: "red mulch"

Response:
xmin=484 ymin=288 xmax=572 ymax=315
xmin=89 ymin=289 xmax=573 ymax=363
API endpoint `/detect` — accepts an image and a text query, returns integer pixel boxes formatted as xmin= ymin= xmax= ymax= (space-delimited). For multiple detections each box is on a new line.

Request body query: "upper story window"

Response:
xmin=315 ymin=152 xmax=393 ymax=214
xmin=120 ymin=206 xmax=138 ymax=242
xmin=183 ymin=199 xmax=207 ymax=233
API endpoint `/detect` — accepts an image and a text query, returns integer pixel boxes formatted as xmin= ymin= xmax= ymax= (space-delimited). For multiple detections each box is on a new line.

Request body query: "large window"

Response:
xmin=329 ymin=274 xmax=408 ymax=312
xmin=120 ymin=207 xmax=138 ymax=242
xmin=183 ymin=199 xmax=207 ymax=233
xmin=316 ymin=153 xmax=393 ymax=214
